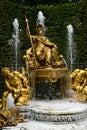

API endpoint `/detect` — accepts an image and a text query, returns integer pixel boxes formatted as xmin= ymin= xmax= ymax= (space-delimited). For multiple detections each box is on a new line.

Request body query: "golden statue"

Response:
xmin=1 ymin=67 xmax=30 ymax=108
xmin=71 ymin=68 xmax=87 ymax=101
xmin=71 ymin=68 xmax=87 ymax=92
xmin=22 ymin=15 xmax=70 ymax=100
xmin=23 ymin=16 xmax=65 ymax=70
xmin=0 ymin=108 xmax=24 ymax=128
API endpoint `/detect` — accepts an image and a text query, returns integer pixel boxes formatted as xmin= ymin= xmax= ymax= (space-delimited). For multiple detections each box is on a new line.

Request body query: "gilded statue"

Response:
xmin=23 ymin=16 xmax=65 ymax=70
xmin=1 ymin=67 xmax=30 ymax=108
xmin=0 ymin=108 xmax=24 ymax=128
xmin=71 ymin=68 xmax=87 ymax=95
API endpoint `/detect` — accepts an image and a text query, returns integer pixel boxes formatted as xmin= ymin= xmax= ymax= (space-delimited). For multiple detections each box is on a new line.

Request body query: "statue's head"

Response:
xmin=74 ymin=69 xmax=80 ymax=73
xmin=2 ymin=67 xmax=10 ymax=76
xmin=37 ymin=24 xmax=43 ymax=28
xmin=36 ymin=24 xmax=44 ymax=36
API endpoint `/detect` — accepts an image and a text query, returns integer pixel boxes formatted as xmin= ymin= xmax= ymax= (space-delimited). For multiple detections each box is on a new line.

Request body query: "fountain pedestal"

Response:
xmin=29 ymin=68 xmax=71 ymax=99
xmin=2 ymin=99 xmax=87 ymax=130
xmin=17 ymin=99 xmax=87 ymax=123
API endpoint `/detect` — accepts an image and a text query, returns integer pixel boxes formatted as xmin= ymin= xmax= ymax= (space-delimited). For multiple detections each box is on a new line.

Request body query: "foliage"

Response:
xmin=0 ymin=0 xmax=87 ymax=96
xmin=0 ymin=0 xmax=87 ymax=66
xmin=0 ymin=0 xmax=81 ymax=6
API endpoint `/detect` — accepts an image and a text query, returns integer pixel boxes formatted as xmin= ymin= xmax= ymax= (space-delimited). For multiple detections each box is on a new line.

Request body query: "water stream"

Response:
xmin=9 ymin=18 xmax=20 ymax=71
xmin=67 ymin=24 xmax=74 ymax=72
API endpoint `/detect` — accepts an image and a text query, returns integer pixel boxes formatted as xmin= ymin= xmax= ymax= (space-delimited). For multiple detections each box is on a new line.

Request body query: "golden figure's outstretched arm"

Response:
xmin=37 ymin=36 xmax=57 ymax=49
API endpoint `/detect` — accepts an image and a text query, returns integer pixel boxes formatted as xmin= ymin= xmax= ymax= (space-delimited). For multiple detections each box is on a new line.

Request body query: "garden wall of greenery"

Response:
xmin=0 ymin=0 xmax=87 ymax=96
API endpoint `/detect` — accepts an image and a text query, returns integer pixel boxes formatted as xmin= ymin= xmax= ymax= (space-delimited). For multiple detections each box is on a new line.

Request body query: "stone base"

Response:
xmin=2 ymin=99 xmax=87 ymax=130
xmin=2 ymin=126 xmax=21 ymax=130
xmin=17 ymin=99 xmax=87 ymax=123
xmin=29 ymin=68 xmax=71 ymax=99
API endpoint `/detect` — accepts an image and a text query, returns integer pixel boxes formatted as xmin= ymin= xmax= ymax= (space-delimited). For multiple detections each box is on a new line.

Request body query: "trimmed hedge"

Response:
xmin=0 ymin=0 xmax=87 ymax=67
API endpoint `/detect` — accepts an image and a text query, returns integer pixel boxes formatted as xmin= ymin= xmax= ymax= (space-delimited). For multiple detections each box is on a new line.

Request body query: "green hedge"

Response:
xmin=0 ymin=0 xmax=87 ymax=97
xmin=0 ymin=0 xmax=87 ymax=67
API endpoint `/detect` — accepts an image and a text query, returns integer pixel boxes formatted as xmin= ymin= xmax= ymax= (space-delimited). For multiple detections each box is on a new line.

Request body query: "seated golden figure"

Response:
xmin=23 ymin=15 xmax=69 ymax=100
xmin=1 ymin=67 xmax=30 ymax=108
xmin=23 ymin=17 xmax=65 ymax=70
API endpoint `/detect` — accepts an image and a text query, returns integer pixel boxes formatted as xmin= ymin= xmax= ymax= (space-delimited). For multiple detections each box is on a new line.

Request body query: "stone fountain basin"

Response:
xmin=17 ymin=98 xmax=87 ymax=123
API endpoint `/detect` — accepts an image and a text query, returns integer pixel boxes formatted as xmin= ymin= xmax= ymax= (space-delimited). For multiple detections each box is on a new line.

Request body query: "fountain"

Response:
xmin=67 ymin=24 xmax=76 ymax=72
xmin=1 ymin=11 xmax=87 ymax=130
xmin=8 ymin=18 xmax=20 ymax=71
xmin=17 ymin=11 xmax=87 ymax=123
xmin=23 ymin=11 xmax=70 ymax=100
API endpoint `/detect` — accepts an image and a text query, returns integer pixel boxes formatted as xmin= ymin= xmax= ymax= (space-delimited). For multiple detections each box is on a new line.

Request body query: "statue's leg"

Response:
xmin=52 ymin=47 xmax=58 ymax=62
xmin=45 ymin=48 xmax=52 ymax=65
